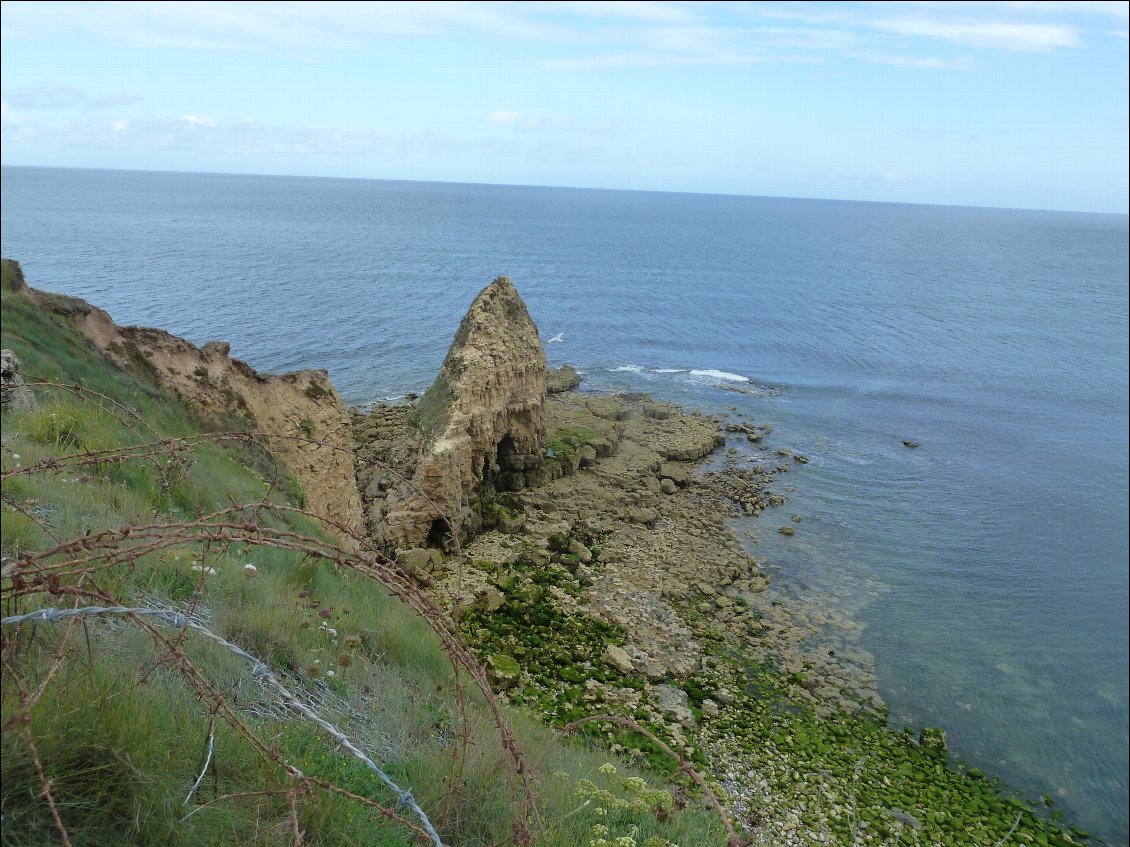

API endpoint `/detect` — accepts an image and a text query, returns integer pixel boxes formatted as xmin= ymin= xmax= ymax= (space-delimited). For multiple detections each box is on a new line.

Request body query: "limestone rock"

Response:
xmin=652 ymin=684 xmax=696 ymax=727
xmin=919 ymin=726 xmax=947 ymax=754
xmin=487 ymin=653 xmax=522 ymax=689
xmin=382 ymin=277 xmax=547 ymax=549
xmin=658 ymin=463 xmax=691 ymax=487
xmin=474 ymin=587 xmax=506 ymax=612
xmin=3 ymin=263 xmax=362 ymax=539
xmin=624 ymin=645 xmax=666 ymax=681
xmin=546 ymin=364 xmax=581 ymax=394
xmin=566 ymin=538 xmax=593 ymax=563
xmin=602 ymin=645 xmax=635 ymax=674
xmin=577 ymin=444 xmax=598 ymax=468
xmin=1 ymin=349 xmax=37 ymax=413
xmin=397 ymin=547 xmax=444 ymax=583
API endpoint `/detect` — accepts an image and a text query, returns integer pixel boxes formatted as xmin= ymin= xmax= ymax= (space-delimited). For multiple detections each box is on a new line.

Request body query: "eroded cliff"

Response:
xmin=5 ymin=261 xmax=363 ymax=538
xmin=366 ymin=276 xmax=547 ymax=551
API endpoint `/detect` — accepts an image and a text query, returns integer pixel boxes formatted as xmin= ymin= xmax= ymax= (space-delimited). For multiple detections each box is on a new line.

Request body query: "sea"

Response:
xmin=2 ymin=166 xmax=1127 ymax=844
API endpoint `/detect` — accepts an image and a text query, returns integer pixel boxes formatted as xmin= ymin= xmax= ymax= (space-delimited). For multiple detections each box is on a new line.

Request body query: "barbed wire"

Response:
xmin=3 ymin=604 xmax=447 ymax=847
xmin=1 ymin=376 xmax=539 ymax=844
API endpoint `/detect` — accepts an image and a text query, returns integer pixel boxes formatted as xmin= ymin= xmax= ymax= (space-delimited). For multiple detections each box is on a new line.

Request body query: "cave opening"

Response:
xmin=427 ymin=518 xmax=448 ymax=550
xmin=495 ymin=434 xmax=517 ymax=470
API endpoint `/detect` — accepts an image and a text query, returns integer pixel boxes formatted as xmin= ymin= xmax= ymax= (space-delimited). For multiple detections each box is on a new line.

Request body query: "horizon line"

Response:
xmin=2 ymin=161 xmax=1126 ymax=218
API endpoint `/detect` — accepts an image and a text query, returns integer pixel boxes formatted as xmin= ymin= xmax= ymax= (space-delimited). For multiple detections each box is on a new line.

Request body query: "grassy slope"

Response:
xmin=0 ymin=259 xmax=724 ymax=847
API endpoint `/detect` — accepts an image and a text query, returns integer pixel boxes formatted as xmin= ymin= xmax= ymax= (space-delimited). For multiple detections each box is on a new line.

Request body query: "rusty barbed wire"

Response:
xmin=2 ymin=604 xmax=448 ymax=847
xmin=1 ymin=380 xmax=539 ymax=845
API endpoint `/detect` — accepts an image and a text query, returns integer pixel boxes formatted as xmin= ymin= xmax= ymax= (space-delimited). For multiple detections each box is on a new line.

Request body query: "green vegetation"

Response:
xmin=410 ymin=372 xmax=455 ymax=442
xmin=0 ymin=261 xmax=728 ymax=847
xmin=457 ymin=524 xmax=1090 ymax=847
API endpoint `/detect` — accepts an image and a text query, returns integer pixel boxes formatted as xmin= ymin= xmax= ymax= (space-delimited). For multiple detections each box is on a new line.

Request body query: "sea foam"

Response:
xmin=689 ymin=368 xmax=750 ymax=383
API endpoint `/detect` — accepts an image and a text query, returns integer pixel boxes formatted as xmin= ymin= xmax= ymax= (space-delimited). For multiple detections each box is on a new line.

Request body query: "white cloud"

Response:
xmin=1 ymin=99 xmax=22 ymax=126
xmin=873 ymin=18 xmax=1080 ymax=51
xmin=2 ymin=84 xmax=140 ymax=110
xmin=538 ymin=51 xmax=800 ymax=70
xmin=0 ymin=0 xmax=1113 ymax=74
xmin=488 ymin=110 xmax=525 ymax=126
xmin=533 ymin=1 xmax=697 ymax=23
xmin=112 ymin=119 xmax=129 ymax=131
xmin=487 ymin=110 xmax=567 ymax=130
xmin=914 ymin=2 xmax=1129 ymax=21
xmin=853 ymin=52 xmax=977 ymax=69
xmin=180 ymin=114 xmax=215 ymax=127
xmin=748 ymin=26 xmax=860 ymax=50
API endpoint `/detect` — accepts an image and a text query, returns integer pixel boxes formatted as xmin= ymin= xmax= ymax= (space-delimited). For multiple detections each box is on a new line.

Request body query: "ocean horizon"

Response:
xmin=2 ymin=165 xmax=1127 ymax=844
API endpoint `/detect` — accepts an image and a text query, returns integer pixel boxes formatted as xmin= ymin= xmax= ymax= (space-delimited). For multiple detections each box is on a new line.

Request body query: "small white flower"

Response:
xmin=326 ymin=670 xmax=336 ymax=677
xmin=243 ymin=563 xmax=258 ymax=578
xmin=190 ymin=564 xmax=218 ymax=576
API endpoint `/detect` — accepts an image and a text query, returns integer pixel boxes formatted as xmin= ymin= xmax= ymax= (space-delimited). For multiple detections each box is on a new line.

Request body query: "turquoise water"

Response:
xmin=2 ymin=166 xmax=1127 ymax=842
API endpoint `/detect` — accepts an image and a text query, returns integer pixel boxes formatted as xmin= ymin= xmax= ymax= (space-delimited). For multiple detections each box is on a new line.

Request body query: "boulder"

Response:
xmin=919 ymin=726 xmax=947 ymax=754
xmin=566 ymin=538 xmax=593 ymax=563
xmin=602 ymin=645 xmax=635 ymax=674
xmin=652 ymin=684 xmax=696 ymax=728
xmin=0 ymin=349 xmax=37 ymax=413
xmin=546 ymin=364 xmax=581 ymax=394
xmin=487 ymin=653 xmax=522 ymax=689
xmin=474 ymin=588 xmax=506 ymax=612
xmin=658 ymin=463 xmax=691 ymax=487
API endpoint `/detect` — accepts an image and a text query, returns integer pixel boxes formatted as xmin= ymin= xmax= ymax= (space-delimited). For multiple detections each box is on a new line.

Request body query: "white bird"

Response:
xmin=547 ymin=333 xmax=564 ymax=343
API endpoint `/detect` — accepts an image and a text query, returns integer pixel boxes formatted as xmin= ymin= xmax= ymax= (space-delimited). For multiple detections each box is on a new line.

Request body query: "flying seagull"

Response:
xmin=547 ymin=333 xmax=564 ymax=343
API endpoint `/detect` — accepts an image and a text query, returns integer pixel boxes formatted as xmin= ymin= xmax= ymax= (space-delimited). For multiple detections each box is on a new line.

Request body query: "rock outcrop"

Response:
xmin=3 ymin=260 xmax=362 ymax=539
xmin=1 ymin=349 xmax=37 ymax=413
xmin=546 ymin=364 xmax=581 ymax=394
xmin=375 ymin=276 xmax=547 ymax=550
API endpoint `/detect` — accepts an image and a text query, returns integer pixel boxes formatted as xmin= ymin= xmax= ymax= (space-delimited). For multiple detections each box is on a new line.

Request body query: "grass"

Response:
xmin=1 ymin=260 xmax=729 ymax=847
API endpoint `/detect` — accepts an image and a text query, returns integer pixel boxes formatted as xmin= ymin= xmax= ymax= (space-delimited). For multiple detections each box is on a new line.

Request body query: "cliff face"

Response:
xmin=7 ymin=261 xmax=363 ymax=539
xmin=375 ymin=276 xmax=547 ymax=550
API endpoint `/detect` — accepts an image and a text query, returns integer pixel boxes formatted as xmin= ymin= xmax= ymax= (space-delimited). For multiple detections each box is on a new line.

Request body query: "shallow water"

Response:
xmin=2 ymin=166 xmax=1126 ymax=843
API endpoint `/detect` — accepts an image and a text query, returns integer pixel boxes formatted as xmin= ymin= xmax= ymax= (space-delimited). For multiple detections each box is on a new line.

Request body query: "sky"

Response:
xmin=1 ymin=1 xmax=1128 ymax=213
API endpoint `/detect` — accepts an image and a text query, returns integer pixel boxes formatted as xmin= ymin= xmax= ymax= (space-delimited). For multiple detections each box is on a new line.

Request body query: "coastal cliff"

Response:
xmin=1 ymin=259 xmax=363 ymax=537
xmin=2 ymin=258 xmax=1088 ymax=847
xmin=366 ymin=276 xmax=547 ymax=551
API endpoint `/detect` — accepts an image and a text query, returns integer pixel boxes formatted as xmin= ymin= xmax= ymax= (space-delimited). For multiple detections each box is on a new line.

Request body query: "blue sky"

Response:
xmin=2 ymin=1 xmax=1127 ymax=213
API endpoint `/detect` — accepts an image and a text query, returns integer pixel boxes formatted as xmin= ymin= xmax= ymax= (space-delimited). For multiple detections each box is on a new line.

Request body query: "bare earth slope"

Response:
xmin=6 ymin=261 xmax=362 ymax=537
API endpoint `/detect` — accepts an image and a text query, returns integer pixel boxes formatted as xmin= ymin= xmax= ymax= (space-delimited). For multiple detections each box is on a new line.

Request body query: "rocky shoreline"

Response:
xmin=345 ymin=276 xmax=1083 ymax=846
xmin=351 ymin=386 xmax=952 ymax=845
xmin=21 ymin=259 xmax=1070 ymax=845
xmin=2 ymin=261 xmax=1085 ymax=845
